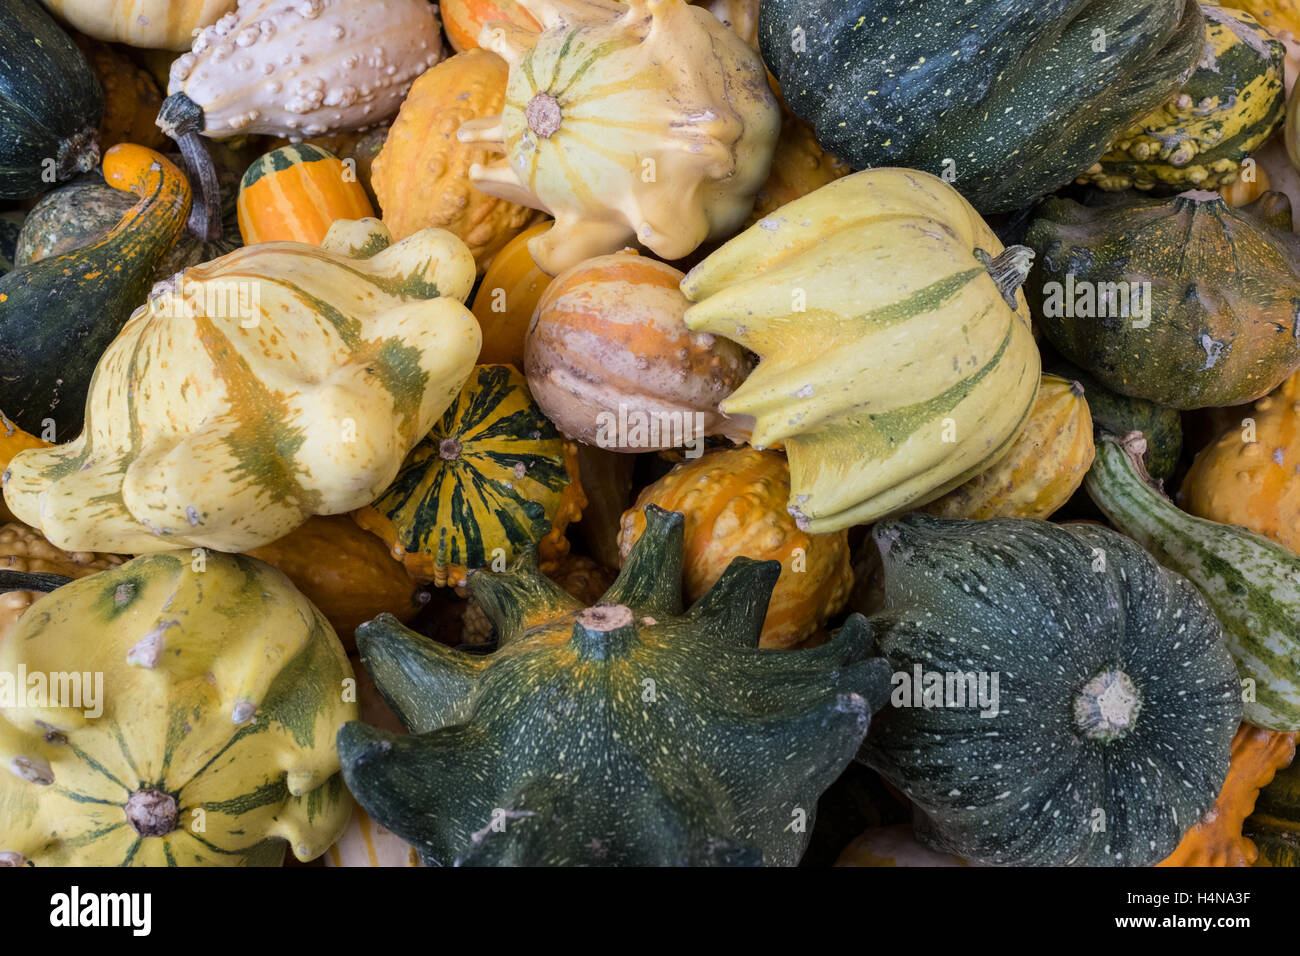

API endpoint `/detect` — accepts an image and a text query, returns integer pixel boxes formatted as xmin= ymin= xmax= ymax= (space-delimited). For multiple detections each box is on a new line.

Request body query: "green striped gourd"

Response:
xmin=1086 ymin=432 xmax=1300 ymax=730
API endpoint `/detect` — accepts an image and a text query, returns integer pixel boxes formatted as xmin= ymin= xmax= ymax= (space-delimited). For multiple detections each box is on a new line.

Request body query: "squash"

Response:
xmin=924 ymin=374 xmax=1095 ymax=520
xmin=1158 ymin=723 xmax=1297 ymax=866
xmin=835 ymin=825 xmax=966 ymax=867
xmin=617 ymin=447 xmax=852 ymax=650
xmin=0 ymin=551 xmax=355 ymax=866
xmin=2 ymin=218 xmax=480 ymax=555
xmin=1048 ymin=360 xmax=1184 ymax=481
xmin=759 ymin=0 xmax=1205 ymax=213
xmin=41 ymin=0 xmax=239 ymax=50
xmin=76 ymin=36 xmax=169 ymax=153
xmin=1221 ymin=162 xmax=1274 ymax=205
xmin=462 ymin=552 xmax=617 ymax=645
xmin=0 ymin=211 xmax=21 ymax=276
xmin=1086 ymin=432 xmax=1300 ymax=730
xmin=0 ymin=144 xmax=191 ymax=439
xmin=461 ymin=0 xmax=781 ymax=275
xmin=1081 ymin=7 xmax=1286 ymax=193
xmin=237 ymin=144 xmax=375 ymax=245
xmin=747 ymin=108 xmax=850 ymax=228
xmin=526 ymin=251 xmax=753 ymax=452
xmin=681 ymin=168 xmax=1041 ymax=533
xmin=696 ymin=0 xmax=759 ymax=47
xmin=0 ymin=411 xmax=47 ymax=523
xmin=440 ymin=0 xmax=540 ymax=52
xmin=1245 ymin=739 xmax=1300 ymax=864
xmin=354 ymin=364 xmax=584 ymax=588
xmin=471 ymin=221 xmax=553 ymax=367
xmin=244 ymin=515 xmax=423 ymax=650
xmin=1179 ymin=371 xmax=1300 ymax=552
xmin=1028 ymin=189 xmax=1300 ymax=409
xmin=371 ymin=50 xmax=540 ymax=273
xmin=337 ymin=504 xmax=893 ymax=866
xmin=347 ymin=128 xmax=387 ymax=210
xmin=0 ymin=0 xmax=103 ymax=199
xmin=862 ymin=513 xmax=1242 ymax=866
xmin=1215 ymin=0 xmax=1300 ymax=36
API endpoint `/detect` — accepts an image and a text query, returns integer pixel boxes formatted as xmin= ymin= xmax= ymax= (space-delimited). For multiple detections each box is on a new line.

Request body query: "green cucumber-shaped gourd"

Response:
xmin=1086 ymin=432 xmax=1300 ymax=730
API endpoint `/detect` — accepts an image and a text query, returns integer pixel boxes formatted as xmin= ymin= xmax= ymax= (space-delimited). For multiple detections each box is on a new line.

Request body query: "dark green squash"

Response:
xmin=1048 ymin=359 xmax=1183 ymax=480
xmin=861 ymin=512 xmax=1241 ymax=866
xmin=0 ymin=145 xmax=191 ymax=439
xmin=758 ymin=0 xmax=1205 ymax=213
xmin=338 ymin=504 xmax=893 ymax=866
xmin=0 ymin=0 xmax=103 ymax=199
xmin=1028 ymin=190 xmax=1300 ymax=409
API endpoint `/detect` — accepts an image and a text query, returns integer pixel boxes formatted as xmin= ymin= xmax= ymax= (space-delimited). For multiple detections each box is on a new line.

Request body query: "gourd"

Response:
xmin=1086 ymin=432 xmax=1300 ymax=730
xmin=1081 ymin=7 xmax=1286 ymax=193
xmin=371 ymin=50 xmax=537 ymax=272
xmin=337 ymin=504 xmax=893 ymax=866
xmin=0 ymin=413 xmax=47 ymax=521
xmin=696 ymin=0 xmax=759 ymax=47
xmin=158 ymin=0 xmax=443 ymax=242
xmin=681 ymin=168 xmax=1041 ymax=533
xmin=461 ymin=552 xmax=616 ymax=646
xmin=0 ymin=0 xmax=103 ymax=199
xmin=40 ymin=0 xmax=238 ymax=50
xmin=354 ymin=364 xmax=585 ymax=588
xmin=1049 ymin=360 xmax=1184 ymax=481
xmin=0 ymin=551 xmax=356 ymax=865
xmin=759 ymin=0 xmax=1205 ymax=213
xmin=1218 ymin=0 xmax=1300 ymax=36
xmin=1158 ymin=724 xmax=1297 ymax=866
xmin=924 ymin=374 xmax=1095 ymax=520
xmin=460 ymin=0 xmax=781 ymax=276
xmin=2 ymin=219 xmax=481 ymax=555
xmin=77 ymin=36 xmax=169 ymax=153
xmin=526 ymin=251 xmax=753 ymax=451
xmin=0 ymin=145 xmax=191 ymax=438
xmin=1028 ymin=189 xmax=1300 ymax=409
xmin=471 ymin=221 xmax=552 ymax=367
xmin=617 ymin=447 xmax=852 ymax=650
xmin=835 ymin=825 xmax=966 ymax=867
xmin=237 ymin=144 xmax=375 ymax=245
xmin=862 ymin=513 xmax=1242 ymax=866
xmin=1179 ymin=371 xmax=1300 ymax=551
xmin=748 ymin=108 xmax=849 ymax=227
xmin=440 ymin=0 xmax=540 ymax=52
xmin=1245 ymin=742 xmax=1300 ymax=864
xmin=0 ymin=211 xmax=21 ymax=275
xmin=244 ymin=515 xmax=423 ymax=648
xmin=1221 ymin=164 xmax=1273 ymax=206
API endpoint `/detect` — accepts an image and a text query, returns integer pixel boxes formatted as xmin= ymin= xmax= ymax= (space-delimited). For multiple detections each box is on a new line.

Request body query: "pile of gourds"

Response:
xmin=3 ymin=0 xmax=1300 ymax=868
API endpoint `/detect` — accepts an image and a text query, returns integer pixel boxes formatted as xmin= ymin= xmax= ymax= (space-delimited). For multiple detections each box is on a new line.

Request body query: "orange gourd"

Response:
xmin=748 ymin=109 xmax=850 ymax=227
xmin=1221 ymin=164 xmax=1274 ymax=206
xmin=617 ymin=447 xmax=853 ymax=649
xmin=0 ymin=413 xmax=49 ymax=523
xmin=440 ymin=0 xmax=540 ymax=52
xmin=1159 ymin=723 xmax=1297 ymax=866
xmin=471 ymin=221 xmax=553 ymax=368
xmin=237 ymin=145 xmax=376 ymax=246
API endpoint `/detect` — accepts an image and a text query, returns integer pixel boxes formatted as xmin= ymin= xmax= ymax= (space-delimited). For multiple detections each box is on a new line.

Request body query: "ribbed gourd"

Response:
xmin=459 ymin=0 xmax=781 ymax=275
xmin=237 ymin=144 xmax=375 ymax=244
xmin=0 ymin=552 xmax=356 ymax=866
xmin=338 ymin=505 xmax=893 ymax=866
xmin=2 ymin=219 xmax=481 ymax=555
xmin=681 ymin=168 xmax=1041 ymax=533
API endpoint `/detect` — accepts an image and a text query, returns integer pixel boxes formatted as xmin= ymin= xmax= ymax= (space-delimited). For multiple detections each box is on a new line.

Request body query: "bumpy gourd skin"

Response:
xmin=2 ymin=219 xmax=481 ymax=555
xmin=760 ymin=0 xmax=1205 ymax=212
xmin=339 ymin=505 xmax=892 ymax=867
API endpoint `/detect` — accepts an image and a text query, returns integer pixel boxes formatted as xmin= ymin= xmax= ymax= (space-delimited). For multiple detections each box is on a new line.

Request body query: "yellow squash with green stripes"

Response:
xmin=237 ymin=144 xmax=376 ymax=246
xmin=0 ymin=551 xmax=355 ymax=866
xmin=2 ymin=219 xmax=481 ymax=555
xmin=1080 ymin=5 xmax=1286 ymax=192
xmin=680 ymin=168 xmax=1042 ymax=533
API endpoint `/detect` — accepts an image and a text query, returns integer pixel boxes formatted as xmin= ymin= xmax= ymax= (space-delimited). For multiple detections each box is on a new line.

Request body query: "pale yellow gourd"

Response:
xmin=42 ymin=0 xmax=237 ymax=50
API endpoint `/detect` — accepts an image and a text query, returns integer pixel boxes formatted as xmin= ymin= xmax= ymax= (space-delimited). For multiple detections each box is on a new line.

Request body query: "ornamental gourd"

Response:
xmin=1028 ymin=190 xmax=1300 ymax=408
xmin=1179 ymin=371 xmax=1300 ymax=551
xmin=0 ymin=552 xmax=356 ymax=866
xmin=441 ymin=0 xmax=540 ymax=52
xmin=1086 ymin=433 xmax=1300 ymax=730
xmin=759 ymin=0 xmax=1205 ymax=213
xmin=2 ymin=219 xmax=480 ymax=556
xmin=0 ymin=0 xmax=103 ymax=199
xmin=924 ymin=374 xmax=1095 ymax=521
xmin=617 ymin=448 xmax=852 ymax=650
xmin=862 ymin=513 xmax=1242 ymax=866
xmin=526 ymin=251 xmax=753 ymax=452
xmin=354 ymin=365 xmax=584 ymax=587
xmin=338 ymin=505 xmax=893 ymax=866
xmin=237 ymin=144 xmax=376 ymax=245
xmin=471 ymin=221 xmax=553 ymax=367
xmin=1245 ymin=740 xmax=1300 ymax=864
xmin=0 ymin=145 xmax=191 ymax=438
xmin=748 ymin=108 xmax=850 ymax=228
xmin=40 ymin=0 xmax=239 ymax=50
xmin=681 ymin=169 xmax=1041 ymax=533
xmin=459 ymin=0 xmax=781 ymax=276
xmin=79 ymin=37 xmax=169 ymax=153
xmin=1081 ymin=7 xmax=1286 ymax=193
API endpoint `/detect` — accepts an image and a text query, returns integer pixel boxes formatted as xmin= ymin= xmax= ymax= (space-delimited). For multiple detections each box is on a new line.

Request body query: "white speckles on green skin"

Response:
xmin=862 ymin=513 xmax=1240 ymax=867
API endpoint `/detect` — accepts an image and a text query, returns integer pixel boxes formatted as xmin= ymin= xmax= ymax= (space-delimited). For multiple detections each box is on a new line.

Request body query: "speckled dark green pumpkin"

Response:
xmin=861 ymin=513 xmax=1240 ymax=867
xmin=1028 ymin=190 xmax=1300 ymax=409
xmin=759 ymin=0 xmax=1204 ymax=212
xmin=338 ymin=505 xmax=893 ymax=867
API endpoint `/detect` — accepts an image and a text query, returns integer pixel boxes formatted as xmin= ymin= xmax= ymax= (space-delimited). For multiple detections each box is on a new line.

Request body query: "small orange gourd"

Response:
xmin=617 ymin=447 xmax=853 ymax=649
xmin=470 ymin=221 xmax=553 ymax=368
xmin=237 ymin=145 xmax=376 ymax=246
xmin=1221 ymin=165 xmax=1274 ymax=206
xmin=1 ymin=413 xmax=50 ymax=523
xmin=440 ymin=0 xmax=540 ymax=52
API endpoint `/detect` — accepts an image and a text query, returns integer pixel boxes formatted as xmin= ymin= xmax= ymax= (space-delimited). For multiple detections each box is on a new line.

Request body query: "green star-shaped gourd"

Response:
xmin=337 ymin=505 xmax=891 ymax=866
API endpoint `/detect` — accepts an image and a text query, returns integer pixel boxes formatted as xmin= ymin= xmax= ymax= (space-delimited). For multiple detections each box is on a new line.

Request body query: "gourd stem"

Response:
xmin=978 ymin=245 xmax=1034 ymax=308
xmin=570 ymin=604 xmax=638 ymax=660
xmin=124 ymin=788 xmax=178 ymax=837
xmin=175 ymin=133 xmax=223 ymax=244
xmin=57 ymin=125 xmax=100 ymax=181
xmin=0 ymin=570 xmax=73 ymax=594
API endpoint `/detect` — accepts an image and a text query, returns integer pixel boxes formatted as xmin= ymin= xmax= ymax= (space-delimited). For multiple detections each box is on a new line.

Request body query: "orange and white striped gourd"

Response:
xmin=237 ymin=144 xmax=375 ymax=245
